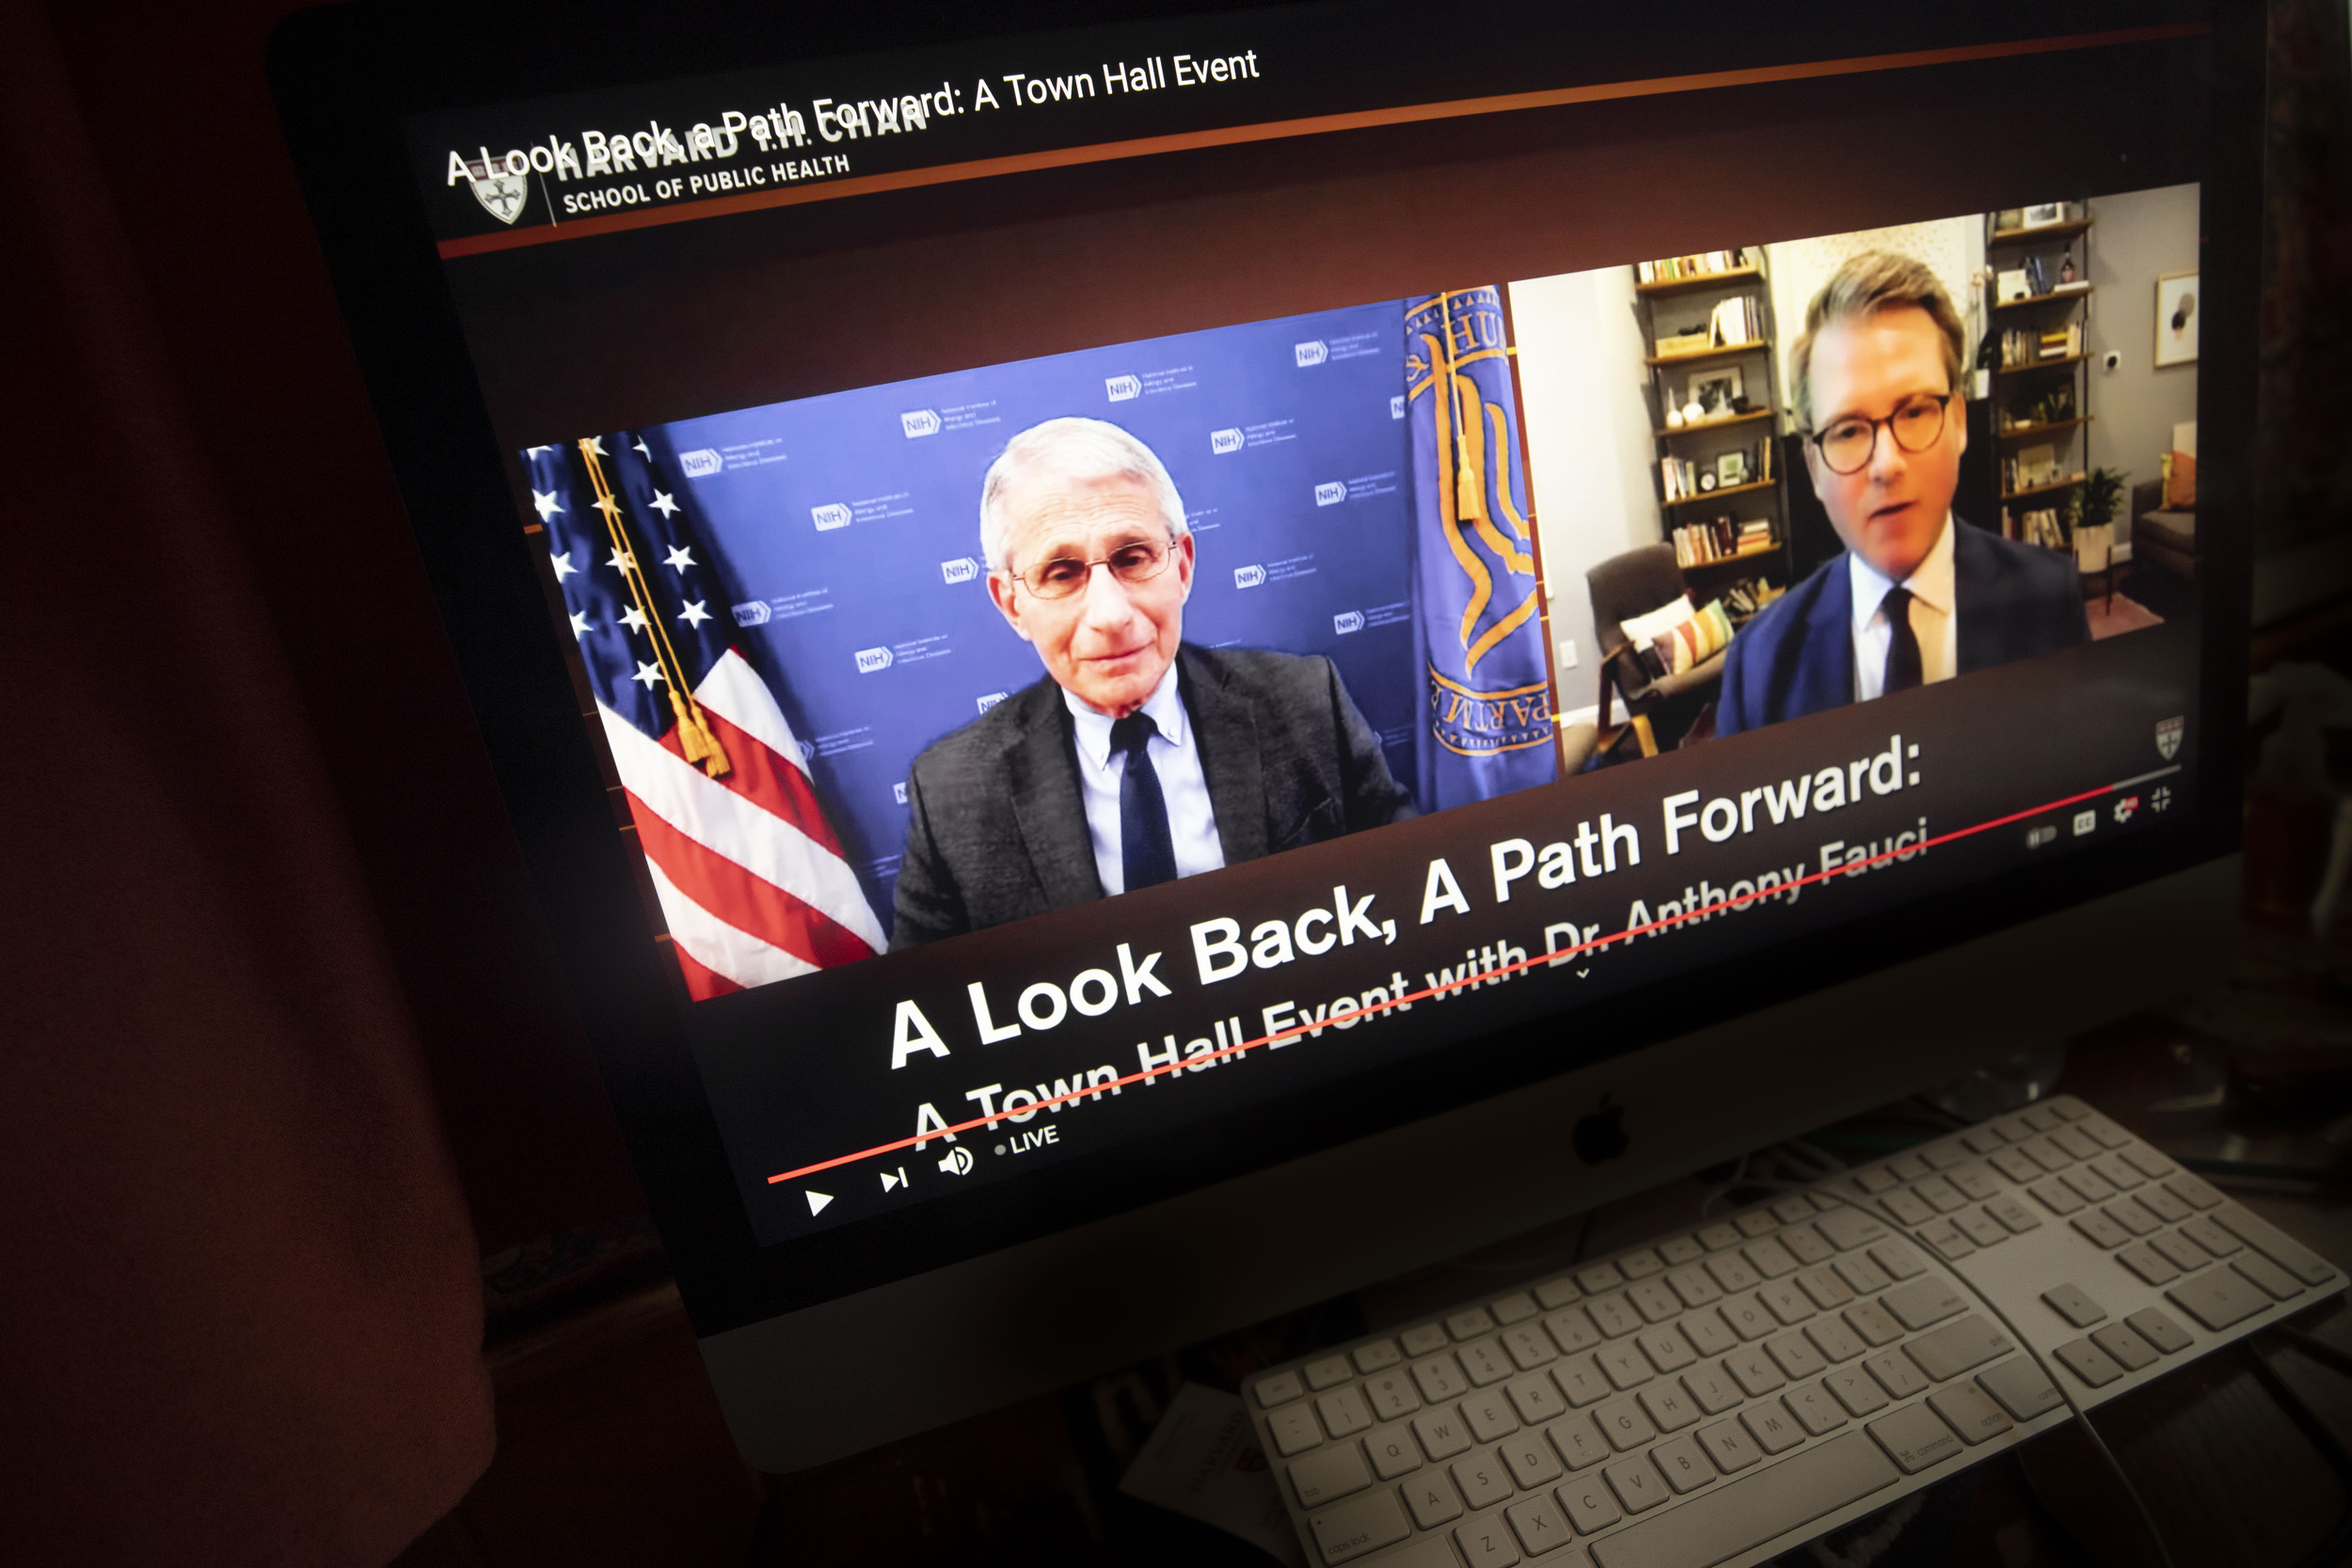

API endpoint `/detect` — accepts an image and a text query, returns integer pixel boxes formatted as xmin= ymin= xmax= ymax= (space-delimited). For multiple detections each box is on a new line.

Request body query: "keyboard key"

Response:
xmin=1650 ymin=1433 xmax=1715 ymax=1494
xmin=1320 ymin=1387 xmax=1374 ymax=1438
xmin=1548 ymin=1414 xmax=1611 ymax=1471
xmin=2179 ymin=1216 xmax=2240 ymax=1258
xmin=1505 ymin=1495 xmax=1573 ymax=1558
xmin=2214 ymin=1210 xmax=2338 ymax=1286
xmin=1353 ymin=1339 xmax=1402 ymax=1373
xmin=1579 ymin=1263 xmax=1626 ymax=1293
xmin=2166 ymin=1174 xmax=2224 ymax=1211
xmin=1587 ymin=1432 xmax=1899 ymax=1568
xmin=1816 ymin=1208 xmax=1889 ymax=1251
xmin=1491 ymin=1292 xmax=1539 ymax=1326
xmin=1291 ymin=1444 xmax=1374 ymax=1508
xmin=1681 ymin=1365 xmax=1741 ymax=1416
xmin=2126 ymin=1307 xmax=2193 ymax=1354
xmin=1883 ymin=1277 xmax=1967 ymax=1331
xmin=1868 ymin=1402 xmax=1962 ymax=1474
xmin=1460 ymin=1338 xmax=1516 ymax=1387
xmin=1726 ymin=1347 xmax=1786 ymax=1397
xmin=1500 ymin=1430 xmax=1565 ymax=1490
xmin=1740 ymin=1401 xmax=1805 ymax=1454
xmin=2051 ymin=1127 xmax=2101 ymax=1162
xmin=1596 ymin=1341 xmax=1652 ymax=1389
xmin=1780 ymin=1223 xmax=1835 ymax=1266
xmin=1679 ymin=1311 xmax=1737 ymax=1358
xmin=1952 ymin=1209 xmax=2008 ymax=1248
xmin=2040 ymin=1283 xmax=2106 ymax=1328
xmin=1402 ymin=1323 xmax=1450 ymax=1356
xmin=1502 ymin=1325 xmax=1557 ymax=1372
xmin=1412 ymin=1355 xmax=1468 ymax=1403
xmin=1759 ymin=1280 xmax=1815 ymax=1325
xmin=1915 ymin=1218 xmax=1975 ymax=1260
xmin=1929 ymin=1383 xmax=2015 ymax=1444
xmin=1798 ymin=1266 xmax=1856 ymax=1311
xmin=1534 ymin=1277 xmax=1582 ymax=1311
xmin=1620 ymin=1249 xmax=1665 ymax=1280
xmin=1773 ymin=1196 xmax=1819 ymax=1225
xmin=1696 ymin=1223 xmax=1741 ymax=1252
xmin=1835 ymin=1254 xmax=1893 ymax=1296
xmin=1453 ymin=1450 xmax=1516 ymax=1509
xmin=2021 ymin=1106 xmax=2062 ymax=1133
xmin=2234 ymin=1254 xmax=2307 ymax=1301
xmin=1305 ymin=1354 xmax=1353 ymax=1390
xmin=1462 ymin=1390 xmax=1519 ymax=1443
xmin=1309 ymin=1486 xmax=1411 ymax=1563
xmin=1735 ymin=1210 xmax=1778 ymax=1239
xmin=1719 ymin=1293 xmax=1775 ymax=1341
xmin=2117 ymin=1243 xmax=2181 ymax=1286
xmin=1604 ymin=1456 xmax=1668 ymax=1513
xmin=1704 ymin=1255 xmax=1761 ymax=1294
xmin=2061 ymin=1168 xmax=2118 ymax=1205
xmin=1963 ymin=1128 xmax=2009 ymax=1154
xmin=1978 ymin=1356 xmax=2065 ymax=1419
xmin=1825 ymin=1366 xmax=1890 ymax=1417
xmin=1844 ymin=1301 xmax=1904 ymax=1348
xmin=1629 ymin=1279 xmax=1683 ymax=1323
xmin=1904 ymin=1315 xmax=2015 ymax=1381
xmin=2104 ymin=1199 xmax=2160 ymax=1238
xmin=1766 ymin=1331 xmax=1827 ymax=1381
xmin=1694 ymin=1418 xmax=1761 ymax=1473
xmin=1256 ymin=1370 xmax=1305 ymax=1407
xmin=1806 ymin=1317 xmax=1866 ymax=1363
xmin=1413 ymin=1408 xmax=1472 ymax=1461
xmin=1914 ymin=1175 xmax=1967 ymax=1213
xmin=1985 ymin=1195 xmax=2043 ymax=1234
xmin=1923 ymin=1139 xmax=1972 ymax=1171
xmin=2053 ymin=1338 xmax=2124 ymax=1387
xmin=2077 ymin=1114 xmax=2131 ymax=1148
xmin=1365 ymin=1371 xmax=1422 ymax=1420
xmin=2135 ymin=1184 xmax=2192 ymax=1225
xmin=1880 ymin=1188 xmax=1936 ymax=1227
xmin=1784 ymin=1384 xmax=1849 ymax=1435
xmin=1637 ymin=1326 xmax=1694 ymax=1375
xmin=1454 ymin=1512 xmax=1520 ymax=1568
xmin=1551 ymin=1356 xmax=1611 ymax=1408
xmin=1270 ymin=1405 xmax=1323 ymax=1455
xmin=1637 ymin=1385 xmax=1699 ymax=1433
xmin=1990 ymin=1149 xmax=2042 ymax=1184
xmin=2168 ymin=1268 xmax=2272 ymax=1331
xmin=2090 ymin=1153 xmax=2143 ymax=1190
xmin=1546 ymin=1307 xmax=1601 ymax=1358
xmin=1742 ymin=1238 xmax=1799 ymax=1278
xmin=1365 ymin=1421 xmax=1424 ymax=1479
xmin=1948 ymin=1162 xmax=2002 ymax=1201
xmin=2050 ymin=1097 xmax=2092 ymax=1121
xmin=1864 ymin=1350 xmax=1928 ymax=1401
xmin=2091 ymin=1323 xmax=2159 ymax=1371
xmin=1554 ymin=1473 xmax=1620 ymax=1534
xmin=1867 ymin=1239 xmax=1928 ymax=1280
xmin=2122 ymin=1145 xmax=2175 ymax=1180
xmin=1586 ymin=1294 xmax=1641 ymax=1339
xmin=1990 ymin=1114 xmax=2033 ymax=1143
xmin=1594 ymin=1396 xmax=1657 ymax=1450
xmin=1403 ymin=1470 xmax=1466 ymax=1528
xmin=1854 ymin=1166 xmax=1898 ymax=1194
xmin=1505 ymin=1370 xmax=1566 ymax=1427
xmin=1657 ymin=1235 xmax=1705 ymax=1267
xmin=2071 ymin=1211 xmax=2131 ymax=1249
xmin=1664 ymin=1265 xmax=1721 ymax=1310
xmin=2016 ymin=1135 xmax=2070 ymax=1171
xmin=1888 ymin=1153 xmax=1931 ymax=1181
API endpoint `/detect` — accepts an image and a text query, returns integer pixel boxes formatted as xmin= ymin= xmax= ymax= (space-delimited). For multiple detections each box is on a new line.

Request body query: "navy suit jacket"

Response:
xmin=1717 ymin=519 xmax=2090 ymax=737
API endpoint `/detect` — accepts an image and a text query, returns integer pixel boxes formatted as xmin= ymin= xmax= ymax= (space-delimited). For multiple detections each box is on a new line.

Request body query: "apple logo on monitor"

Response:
xmin=1572 ymin=1094 xmax=1628 ymax=1165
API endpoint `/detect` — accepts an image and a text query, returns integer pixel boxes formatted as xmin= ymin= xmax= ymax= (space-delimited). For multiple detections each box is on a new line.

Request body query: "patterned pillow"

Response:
xmin=1653 ymin=598 xmax=1735 ymax=676
xmin=1619 ymin=595 xmax=1694 ymax=683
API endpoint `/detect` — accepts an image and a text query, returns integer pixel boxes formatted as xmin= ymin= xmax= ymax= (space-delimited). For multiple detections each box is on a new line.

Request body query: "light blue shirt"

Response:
xmin=1062 ymin=664 xmax=1225 ymax=896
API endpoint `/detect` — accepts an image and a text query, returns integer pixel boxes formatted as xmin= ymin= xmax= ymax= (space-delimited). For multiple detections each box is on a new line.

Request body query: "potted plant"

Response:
xmin=2079 ymin=466 xmax=2125 ymax=534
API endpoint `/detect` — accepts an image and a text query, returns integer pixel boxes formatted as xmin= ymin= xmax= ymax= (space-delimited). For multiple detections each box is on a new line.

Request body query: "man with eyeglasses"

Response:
xmin=1716 ymin=251 xmax=2089 ymax=736
xmin=889 ymin=417 xmax=1413 ymax=948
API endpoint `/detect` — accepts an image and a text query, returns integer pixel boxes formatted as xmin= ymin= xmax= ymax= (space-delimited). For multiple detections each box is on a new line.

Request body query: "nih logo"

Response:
xmin=1295 ymin=341 xmax=1327 ymax=368
xmin=1232 ymin=564 xmax=1266 ymax=589
xmin=940 ymin=557 xmax=980 ymax=584
xmin=854 ymin=646 xmax=895 ymax=673
xmin=1209 ymin=428 xmax=1244 ymax=455
xmin=1333 ymin=610 xmax=1365 ymax=635
xmin=976 ymin=691 xmax=1008 ymax=715
xmin=731 ymin=601 xmax=771 ymax=627
xmin=1104 ymin=374 xmax=1141 ymax=403
xmin=1314 ymin=482 xmax=1347 ymax=507
xmin=900 ymin=409 xmax=942 ymax=438
xmin=811 ymin=502 xmax=853 ymax=531
xmin=678 ymin=449 xmax=723 ymax=478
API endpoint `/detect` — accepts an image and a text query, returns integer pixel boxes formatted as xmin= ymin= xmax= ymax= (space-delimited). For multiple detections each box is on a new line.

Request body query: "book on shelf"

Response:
xmin=2002 ymin=505 xmax=2069 ymax=549
xmin=1708 ymin=295 xmax=1761 ymax=347
xmin=1637 ymin=248 xmax=1745 ymax=283
xmin=1999 ymin=323 xmax=2081 ymax=366
xmin=1672 ymin=515 xmax=1773 ymax=567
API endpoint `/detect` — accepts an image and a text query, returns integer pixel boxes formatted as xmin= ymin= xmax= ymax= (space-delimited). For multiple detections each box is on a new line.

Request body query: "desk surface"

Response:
xmin=393 ymin=978 xmax=2352 ymax=1568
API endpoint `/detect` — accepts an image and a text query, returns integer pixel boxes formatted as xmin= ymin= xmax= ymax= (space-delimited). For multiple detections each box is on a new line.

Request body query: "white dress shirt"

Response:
xmin=1848 ymin=515 xmax=1958 ymax=702
xmin=1062 ymin=665 xmax=1225 ymax=896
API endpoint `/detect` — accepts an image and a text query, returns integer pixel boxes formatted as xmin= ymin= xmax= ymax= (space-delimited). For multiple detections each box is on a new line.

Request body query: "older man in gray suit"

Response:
xmin=890 ymin=417 xmax=1414 ymax=949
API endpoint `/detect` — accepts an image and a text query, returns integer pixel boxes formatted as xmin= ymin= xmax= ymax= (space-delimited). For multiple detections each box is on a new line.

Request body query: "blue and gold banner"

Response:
xmin=1406 ymin=288 xmax=1559 ymax=811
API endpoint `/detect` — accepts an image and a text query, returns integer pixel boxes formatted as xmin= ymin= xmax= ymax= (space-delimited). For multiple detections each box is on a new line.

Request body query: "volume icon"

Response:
xmin=938 ymin=1147 xmax=975 ymax=1177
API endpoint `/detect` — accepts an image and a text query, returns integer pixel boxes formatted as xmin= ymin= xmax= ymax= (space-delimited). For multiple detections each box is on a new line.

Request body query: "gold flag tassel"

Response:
xmin=578 ymin=436 xmax=732 ymax=779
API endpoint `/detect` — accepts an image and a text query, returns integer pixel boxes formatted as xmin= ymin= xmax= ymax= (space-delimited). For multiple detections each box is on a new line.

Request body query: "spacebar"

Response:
xmin=1589 ymin=1433 xmax=1901 ymax=1568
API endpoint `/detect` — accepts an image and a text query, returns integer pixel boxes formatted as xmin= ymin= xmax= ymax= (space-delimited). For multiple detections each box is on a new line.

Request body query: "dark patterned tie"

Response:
xmin=1111 ymin=713 xmax=1178 ymax=893
xmin=1882 ymin=585 xmax=1923 ymax=694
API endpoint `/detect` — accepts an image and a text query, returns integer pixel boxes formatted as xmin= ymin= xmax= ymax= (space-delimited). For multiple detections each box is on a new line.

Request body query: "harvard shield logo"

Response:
xmin=466 ymin=158 xmax=530 ymax=225
xmin=2155 ymin=716 xmax=2184 ymax=760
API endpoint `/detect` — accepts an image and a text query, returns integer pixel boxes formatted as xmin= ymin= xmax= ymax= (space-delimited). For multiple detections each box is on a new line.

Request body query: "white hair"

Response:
xmin=978 ymin=417 xmax=1190 ymax=574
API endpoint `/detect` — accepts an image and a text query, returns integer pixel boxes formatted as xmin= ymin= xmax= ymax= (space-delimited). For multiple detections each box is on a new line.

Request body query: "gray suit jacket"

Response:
xmin=889 ymin=644 xmax=1415 ymax=948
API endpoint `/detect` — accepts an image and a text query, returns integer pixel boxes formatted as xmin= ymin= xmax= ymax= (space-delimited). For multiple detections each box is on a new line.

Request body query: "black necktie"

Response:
xmin=1882 ymin=585 xmax=1923 ymax=695
xmin=1111 ymin=713 xmax=1178 ymax=893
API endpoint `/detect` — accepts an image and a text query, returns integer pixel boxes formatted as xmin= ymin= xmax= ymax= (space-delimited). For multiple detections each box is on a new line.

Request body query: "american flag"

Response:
xmin=523 ymin=436 xmax=886 ymax=999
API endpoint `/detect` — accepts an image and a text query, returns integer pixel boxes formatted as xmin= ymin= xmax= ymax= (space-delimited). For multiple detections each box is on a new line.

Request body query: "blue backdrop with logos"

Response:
xmin=612 ymin=301 xmax=1418 ymax=939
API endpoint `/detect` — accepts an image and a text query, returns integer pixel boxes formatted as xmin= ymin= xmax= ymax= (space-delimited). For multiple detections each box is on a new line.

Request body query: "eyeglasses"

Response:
xmin=1009 ymin=537 xmax=1177 ymax=600
xmin=1806 ymin=392 xmax=1954 ymax=475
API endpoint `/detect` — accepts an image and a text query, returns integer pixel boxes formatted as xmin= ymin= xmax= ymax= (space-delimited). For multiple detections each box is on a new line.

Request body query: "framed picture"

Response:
xmin=2155 ymin=270 xmax=2199 ymax=367
xmin=1687 ymin=367 xmax=1743 ymax=418
xmin=1716 ymin=451 xmax=1748 ymax=487
xmin=2023 ymin=201 xmax=2063 ymax=227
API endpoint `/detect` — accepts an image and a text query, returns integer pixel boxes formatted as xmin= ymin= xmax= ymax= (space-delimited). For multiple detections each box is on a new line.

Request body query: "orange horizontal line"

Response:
xmin=437 ymin=23 xmax=2205 ymax=261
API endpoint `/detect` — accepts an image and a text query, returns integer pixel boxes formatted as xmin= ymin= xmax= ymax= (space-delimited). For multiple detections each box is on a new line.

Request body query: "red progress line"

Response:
xmin=767 ymin=776 xmax=2139 ymax=1185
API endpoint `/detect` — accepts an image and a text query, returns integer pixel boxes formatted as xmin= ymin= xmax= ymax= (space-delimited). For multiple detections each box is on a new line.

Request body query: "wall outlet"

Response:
xmin=1556 ymin=638 xmax=1578 ymax=669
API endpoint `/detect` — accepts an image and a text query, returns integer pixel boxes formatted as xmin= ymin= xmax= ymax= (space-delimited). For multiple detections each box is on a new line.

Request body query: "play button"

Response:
xmin=804 ymin=1191 xmax=834 ymax=1216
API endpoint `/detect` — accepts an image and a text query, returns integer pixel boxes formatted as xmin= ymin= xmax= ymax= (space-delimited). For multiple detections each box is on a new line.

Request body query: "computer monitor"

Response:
xmin=270 ymin=0 xmax=2254 ymax=1471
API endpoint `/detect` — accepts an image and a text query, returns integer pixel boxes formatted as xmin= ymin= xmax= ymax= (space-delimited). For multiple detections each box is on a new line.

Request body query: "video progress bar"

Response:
xmin=768 ymin=768 xmax=2176 ymax=1188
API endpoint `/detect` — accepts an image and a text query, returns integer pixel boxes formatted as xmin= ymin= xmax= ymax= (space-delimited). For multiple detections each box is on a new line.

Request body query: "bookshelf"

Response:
xmin=1985 ymin=205 xmax=2095 ymax=549
xmin=1633 ymin=248 xmax=1792 ymax=610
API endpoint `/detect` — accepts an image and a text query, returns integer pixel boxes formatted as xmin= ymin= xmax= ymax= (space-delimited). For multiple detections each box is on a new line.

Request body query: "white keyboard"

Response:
xmin=1245 ymin=1095 xmax=2344 ymax=1568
